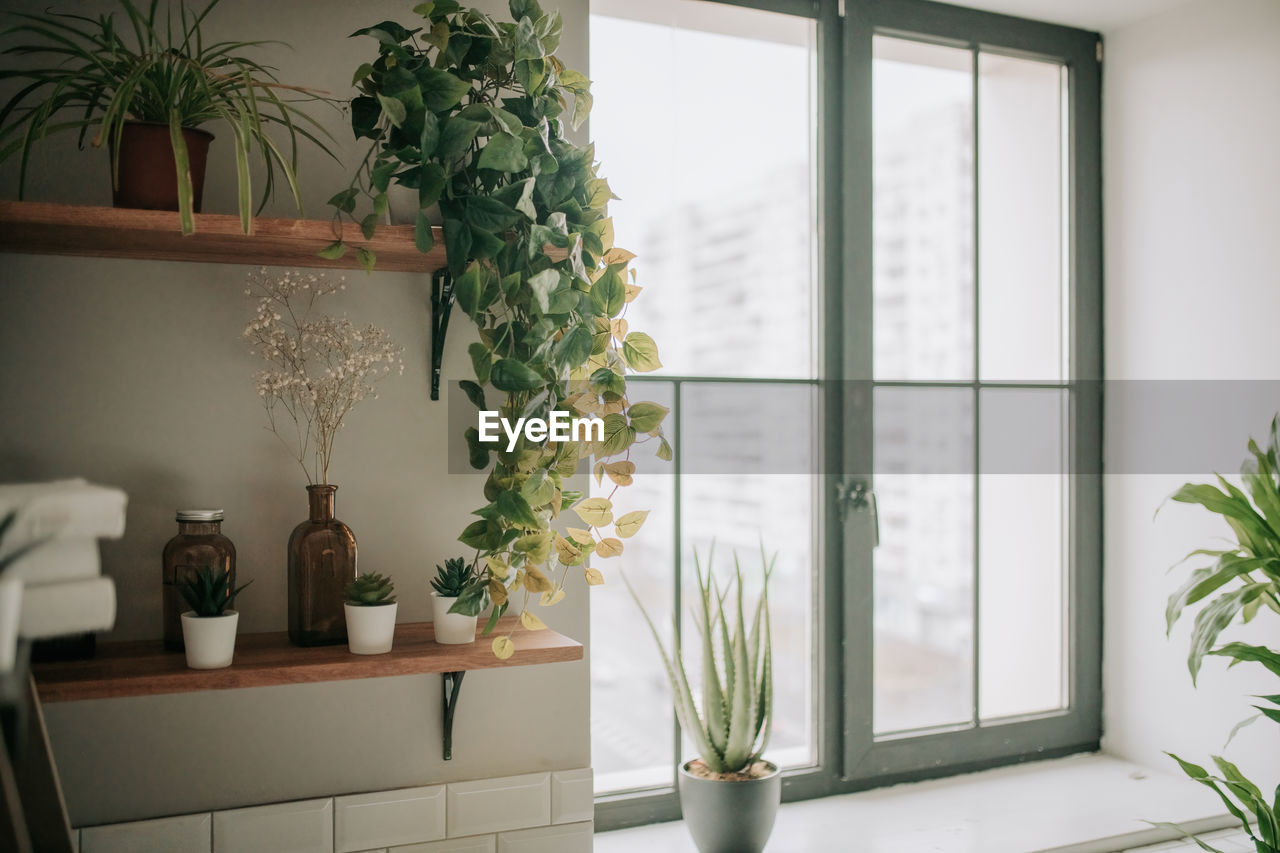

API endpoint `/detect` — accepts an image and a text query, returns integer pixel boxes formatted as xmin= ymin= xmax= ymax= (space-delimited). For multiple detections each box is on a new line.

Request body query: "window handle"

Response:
xmin=838 ymin=478 xmax=879 ymax=548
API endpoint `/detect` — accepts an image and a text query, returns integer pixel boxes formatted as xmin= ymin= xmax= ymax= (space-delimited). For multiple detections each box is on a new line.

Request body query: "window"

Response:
xmin=589 ymin=0 xmax=1101 ymax=829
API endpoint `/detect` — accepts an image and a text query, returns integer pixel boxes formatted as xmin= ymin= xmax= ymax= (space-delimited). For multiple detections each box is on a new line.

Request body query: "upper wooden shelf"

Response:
xmin=32 ymin=616 xmax=581 ymax=703
xmin=0 ymin=200 xmax=446 ymax=273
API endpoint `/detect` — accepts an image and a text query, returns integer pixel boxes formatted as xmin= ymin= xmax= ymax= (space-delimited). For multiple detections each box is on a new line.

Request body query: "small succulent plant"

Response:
xmin=431 ymin=557 xmax=478 ymax=598
xmin=177 ymin=565 xmax=252 ymax=617
xmin=345 ymin=572 xmax=396 ymax=606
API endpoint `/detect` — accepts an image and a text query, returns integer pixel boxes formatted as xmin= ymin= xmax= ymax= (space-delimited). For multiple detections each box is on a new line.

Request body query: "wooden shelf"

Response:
xmin=31 ymin=616 xmax=581 ymax=703
xmin=0 ymin=200 xmax=446 ymax=273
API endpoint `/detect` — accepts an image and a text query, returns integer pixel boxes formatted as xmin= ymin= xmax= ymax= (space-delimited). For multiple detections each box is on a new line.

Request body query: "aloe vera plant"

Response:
xmin=176 ymin=565 xmax=251 ymax=617
xmin=345 ymin=572 xmax=396 ymax=606
xmin=1157 ymin=417 xmax=1280 ymax=852
xmin=626 ymin=547 xmax=773 ymax=775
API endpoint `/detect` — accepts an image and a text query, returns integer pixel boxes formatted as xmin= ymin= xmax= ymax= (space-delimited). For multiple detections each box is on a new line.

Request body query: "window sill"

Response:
xmin=594 ymin=754 xmax=1235 ymax=853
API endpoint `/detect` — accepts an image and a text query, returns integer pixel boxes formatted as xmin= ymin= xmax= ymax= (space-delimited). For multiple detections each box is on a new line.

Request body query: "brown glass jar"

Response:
xmin=162 ymin=509 xmax=236 ymax=651
xmin=287 ymin=485 xmax=357 ymax=646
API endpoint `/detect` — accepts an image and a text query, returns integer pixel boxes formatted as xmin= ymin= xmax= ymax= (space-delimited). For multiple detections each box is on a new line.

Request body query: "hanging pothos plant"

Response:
xmin=329 ymin=0 xmax=670 ymax=658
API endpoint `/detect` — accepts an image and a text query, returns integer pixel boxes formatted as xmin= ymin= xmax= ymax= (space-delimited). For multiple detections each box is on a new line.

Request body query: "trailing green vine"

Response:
xmin=329 ymin=0 xmax=669 ymax=657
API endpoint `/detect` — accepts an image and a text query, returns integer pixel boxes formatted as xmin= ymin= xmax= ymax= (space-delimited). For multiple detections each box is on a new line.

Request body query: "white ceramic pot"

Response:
xmin=345 ymin=601 xmax=398 ymax=655
xmin=180 ymin=610 xmax=239 ymax=669
xmin=431 ymin=592 xmax=478 ymax=645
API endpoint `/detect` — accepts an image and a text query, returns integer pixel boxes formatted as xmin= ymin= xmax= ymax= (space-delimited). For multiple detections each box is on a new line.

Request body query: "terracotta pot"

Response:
xmin=111 ymin=121 xmax=213 ymax=212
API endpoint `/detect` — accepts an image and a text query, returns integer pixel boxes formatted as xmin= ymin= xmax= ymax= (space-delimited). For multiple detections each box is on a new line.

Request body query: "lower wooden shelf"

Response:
xmin=31 ymin=616 xmax=581 ymax=704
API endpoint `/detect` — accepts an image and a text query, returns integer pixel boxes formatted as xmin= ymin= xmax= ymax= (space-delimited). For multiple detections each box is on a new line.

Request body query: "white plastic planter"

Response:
xmin=344 ymin=601 xmax=397 ymax=655
xmin=180 ymin=610 xmax=238 ymax=669
xmin=431 ymin=592 xmax=478 ymax=645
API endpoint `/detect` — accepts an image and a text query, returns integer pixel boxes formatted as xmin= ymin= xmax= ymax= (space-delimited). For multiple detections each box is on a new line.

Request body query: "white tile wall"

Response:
xmin=80 ymin=812 xmax=211 ymax=853
xmin=550 ymin=769 xmax=594 ymax=826
xmin=445 ymin=773 xmax=550 ymax=837
xmin=213 ymin=797 xmax=333 ymax=853
xmin=496 ymin=821 xmax=592 ymax=853
xmin=391 ymin=836 xmax=496 ymax=853
xmin=334 ymin=785 xmax=445 ymax=852
xmin=74 ymin=768 xmax=589 ymax=853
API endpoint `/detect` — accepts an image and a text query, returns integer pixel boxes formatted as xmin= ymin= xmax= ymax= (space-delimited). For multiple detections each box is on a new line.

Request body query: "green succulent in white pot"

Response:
xmin=626 ymin=546 xmax=777 ymax=853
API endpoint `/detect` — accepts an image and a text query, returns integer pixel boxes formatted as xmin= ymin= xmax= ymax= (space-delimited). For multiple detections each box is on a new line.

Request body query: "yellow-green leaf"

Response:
xmin=622 ymin=332 xmax=662 ymax=372
xmin=513 ymin=530 xmax=552 ymax=564
xmin=540 ymin=587 xmax=566 ymax=607
xmin=566 ymin=527 xmax=594 ymax=545
xmin=520 ymin=609 xmax=548 ymax=630
xmin=615 ymin=509 xmax=649 ymax=538
xmin=628 ymin=402 xmax=669 ymax=433
xmin=604 ymin=461 xmax=635 ymax=486
xmin=523 ymin=564 xmax=554 ymax=593
xmin=485 ymin=555 xmax=509 ymax=580
xmin=489 ymin=578 xmax=508 ymax=606
xmin=554 ymin=533 xmax=581 ymax=564
xmin=624 ymin=284 xmax=643 ymax=303
xmin=584 ymin=567 xmax=605 ymax=585
xmin=573 ymin=497 xmax=614 ymax=527
xmin=493 ymin=636 xmax=515 ymax=659
xmin=597 ymin=537 xmax=624 ymax=558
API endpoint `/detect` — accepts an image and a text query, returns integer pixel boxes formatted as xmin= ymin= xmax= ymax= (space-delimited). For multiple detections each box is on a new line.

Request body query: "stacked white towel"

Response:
xmin=0 ymin=479 xmax=127 ymax=670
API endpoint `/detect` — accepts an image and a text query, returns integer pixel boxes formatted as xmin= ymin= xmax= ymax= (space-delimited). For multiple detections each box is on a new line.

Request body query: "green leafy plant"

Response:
xmin=1157 ymin=417 xmax=1280 ymax=852
xmin=332 ymin=0 xmax=669 ymax=658
xmin=345 ymin=571 xmax=396 ymax=606
xmin=431 ymin=556 xmax=490 ymax=616
xmin=626 ymin=547 xmax=774 ymax=776
xmin=0 ymin=0 xmax=338 ymax=234
xmin=177 ymin=565 xmax=252 ymax=617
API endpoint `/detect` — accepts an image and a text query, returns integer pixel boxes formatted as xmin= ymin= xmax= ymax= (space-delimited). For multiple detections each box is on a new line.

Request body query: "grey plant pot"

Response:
xmin=678 ymin=760 xmax=782 ymax=853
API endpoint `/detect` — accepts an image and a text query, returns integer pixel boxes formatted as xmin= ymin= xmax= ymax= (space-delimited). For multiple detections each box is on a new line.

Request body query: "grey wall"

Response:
xmin=1101 ymin=0 xmax=1280 ymax=783
xmin=0 ymin=0 xmax=592 ymax=827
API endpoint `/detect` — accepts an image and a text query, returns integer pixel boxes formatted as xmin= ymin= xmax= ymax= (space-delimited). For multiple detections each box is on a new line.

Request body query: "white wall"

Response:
xmin=1103 ymin=0 xmax=1280 ymax=782
xmin=0 ymin=0 xmax=593 ymax=826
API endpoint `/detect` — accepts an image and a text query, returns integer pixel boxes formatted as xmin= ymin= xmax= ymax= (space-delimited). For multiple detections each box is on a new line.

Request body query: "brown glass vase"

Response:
xmin=162 ymin=509 xmax=237 ymax=651
xmin=288 ymin=485 xmax=357 ymax=646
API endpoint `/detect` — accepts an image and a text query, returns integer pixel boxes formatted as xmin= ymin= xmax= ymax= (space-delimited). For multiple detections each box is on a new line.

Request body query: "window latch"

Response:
xmin=837 ymin=478 xmax=879 ymax=548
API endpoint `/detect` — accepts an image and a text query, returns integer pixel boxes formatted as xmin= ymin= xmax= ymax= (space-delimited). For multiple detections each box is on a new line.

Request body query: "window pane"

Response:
xmin=873 ymin=37 xmax=974 ymax=381
xmin=590 ymin=383 xmax=677 ymax=794
xmin=978 ymin=389 xmax=1068 ymax=719
xmin=591 ymin=0 xmax=818 ymax=380
xmin=873 ymin=387 xmax=975 ymax=734
xmin=978 ymin=54 xmax=1068 ymax=381
xmin=678 ymin=383 xmax=817 ymax=768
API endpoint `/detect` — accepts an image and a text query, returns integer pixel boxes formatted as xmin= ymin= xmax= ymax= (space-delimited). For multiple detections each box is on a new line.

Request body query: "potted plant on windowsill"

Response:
xmin=344 ymin=571 xmax=397 ymax=655
xmin=1157 ymin=418 xmax=1280 ymax=850
xmin=177 ymin=565 xmax=252 ymax=670
xmin=328 ymin=0 xmax=670 ymax=658
xmin=627 ymin=547 xmax=778 ymax=853
xmin=430 ymin=557 xmax=487 ymax=645
xmin=0 ymin=0 xmax=338 ymax=234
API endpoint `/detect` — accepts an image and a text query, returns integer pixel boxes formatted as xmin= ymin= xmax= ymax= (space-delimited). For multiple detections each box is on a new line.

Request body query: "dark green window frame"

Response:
xmin=594 ymin=0 xmax=1102 ymax=832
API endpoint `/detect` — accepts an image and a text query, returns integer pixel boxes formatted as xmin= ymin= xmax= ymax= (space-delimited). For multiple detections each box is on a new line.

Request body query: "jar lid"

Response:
xmin=176 ymin=509 xmax=224 ymax=522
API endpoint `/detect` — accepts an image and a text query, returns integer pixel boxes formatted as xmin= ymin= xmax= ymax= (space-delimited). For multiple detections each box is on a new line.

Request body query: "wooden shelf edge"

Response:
xmin=0 ymin=200 xmax=447 ymax=274
xmin=32 ymin=616 xmax=582 ymax=703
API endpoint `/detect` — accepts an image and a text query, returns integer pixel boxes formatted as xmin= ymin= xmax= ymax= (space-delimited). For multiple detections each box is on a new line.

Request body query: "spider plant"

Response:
xmin=0 ymin=0 xmax=338 ymax=234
